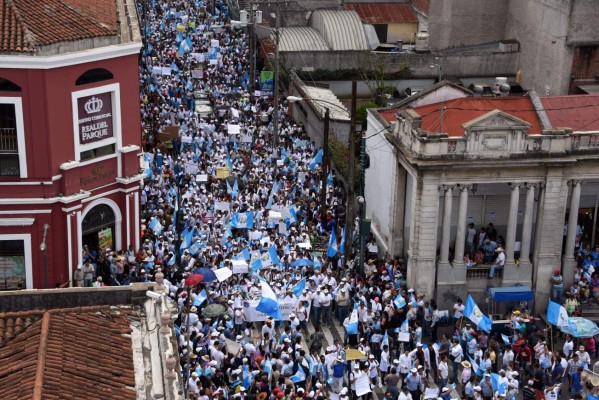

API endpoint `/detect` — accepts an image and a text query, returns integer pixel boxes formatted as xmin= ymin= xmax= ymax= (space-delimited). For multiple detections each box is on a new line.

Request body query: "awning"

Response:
xmin=488 ymin=286 xmax=534 ymax=302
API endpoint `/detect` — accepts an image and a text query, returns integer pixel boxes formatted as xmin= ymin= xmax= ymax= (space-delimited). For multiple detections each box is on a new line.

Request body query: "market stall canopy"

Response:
xmin=488 ymin=287 xmax=534 ymax=302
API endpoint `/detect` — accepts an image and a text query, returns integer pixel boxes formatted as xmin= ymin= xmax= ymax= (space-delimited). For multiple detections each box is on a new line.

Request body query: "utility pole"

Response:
xmin=249 ymin=0 xmax=255 ymax=104
xmin=272 ymin=0 xmax=280 ymax=147
xmin=345 ymin=81 xmax=357 ymax=259
xmin=320 ymin=108 xmax=330 ymax=224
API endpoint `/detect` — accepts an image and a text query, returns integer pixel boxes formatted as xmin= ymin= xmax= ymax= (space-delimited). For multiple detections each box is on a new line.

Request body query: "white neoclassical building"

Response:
xmin=365 ymin=91 xmax=599 ymax=312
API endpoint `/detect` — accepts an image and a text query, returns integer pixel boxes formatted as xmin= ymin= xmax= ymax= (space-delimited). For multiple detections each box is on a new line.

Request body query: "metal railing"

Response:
xmin=0 ymin=127 xmax=18 ymax=152
xmin=466 ymin=265 xmax=503 ymax=280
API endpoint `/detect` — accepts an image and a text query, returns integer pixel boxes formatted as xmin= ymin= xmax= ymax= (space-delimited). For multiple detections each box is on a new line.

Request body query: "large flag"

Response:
xmin=547 ymin=300 xmax=570 ymax=327
xmin=290 ymin=365 xmax=306 ymax=383
xmin=326 ymin=229 xmax=338 ymax=258
xmin=308 ymin=149 xmax=323 ymax=171
xmin=193 ymin=289 xmax=207 ymax=307
xmin=292 ymin=277 xmax=306 ymax=297
xmin=394 ymin=293 xmax=406 ymax=309
xmin=347 ymin=310 xmax=359 ymax=334
xmin=230 ymin=212 xmax=254 ymax=229
xmin=250 ymin=246 xmax=280 ymax=271
xmin=464 ymin=295 xmax=492 ymax=332
xmin=256 ymin=281 xmax=282 ymax=320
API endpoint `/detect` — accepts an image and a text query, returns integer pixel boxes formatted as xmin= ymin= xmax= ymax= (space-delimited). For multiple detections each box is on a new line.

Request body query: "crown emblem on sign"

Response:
xmin=84 ymin=96 xmax=103 ymax=114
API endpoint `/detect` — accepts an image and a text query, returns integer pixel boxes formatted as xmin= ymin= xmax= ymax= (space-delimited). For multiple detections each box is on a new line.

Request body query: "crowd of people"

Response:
xmin=70 ymin=0 xmax=599 ymax=399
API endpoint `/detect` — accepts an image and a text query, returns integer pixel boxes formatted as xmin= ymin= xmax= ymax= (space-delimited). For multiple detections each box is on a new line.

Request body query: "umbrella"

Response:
xmin=202 ymin=303 xmax=226 ymax=318
xmin=291 ymin=259 xmax=314 ymax=267
xmin=192 ymin=267 xmax=217 ymax=282
xmin=185 ymin=274 xmax=204 ymax=287
xmin=559 ymin=317 xmax=599 ymax=338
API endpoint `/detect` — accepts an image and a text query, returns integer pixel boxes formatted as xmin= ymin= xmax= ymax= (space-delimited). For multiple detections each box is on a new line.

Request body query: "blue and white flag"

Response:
xmin=179 ymin=36 xmax=192 ymax=54
xmin=290 ymin=365 xmax=306 ymax=383
xmin=292 ymin=277 xmax=306 ymax=297
xmin=251 ymin=246 xmax=280 ymax=270
xmin=410 ymin=293 xmax=417 ymax=308
xmin=242 ymin=364 xmax=252 ymax=390
xmin=547 ymin=300 xmax=570 ymax=327
xmin=230 ymin=212 xmax=254 ymax=229
xmin=193 ymin=289 xmax=207 ymax=307
xmin=382 ymin=330 xmax=389 ymax=348
xmin=256 ymin=281 xmax=282 ymax=320
xmin=189 ymin=241 xmax=202 ymax=255
xmin=234 ymin=248 xmax=251 ymax=261
xmin=347 ymin=310 xmax=359 ymax=334
xmin=326 ymin=171 xmax=333 ymax=187
xmin=264 ymin=358 xmax=272 ymax=383
xmin=400 ymin=317 xmax=409 ymax=333
xmin=339 ymin=228 xmax=346 ymax=254
xmin=148 ymin=217 xmax=163 ymax=234
xmin=308 ymin=149 xmax=323 ymax=171
xmin=394 ymin=293 xmax=406 ymax=309
xmin=464 ymin=295 xmax=492 ymax=332
xmin=501 ymin=334 xmax=510 ymax=345
xmin=326 ymin=229 xmax=338 ymax=258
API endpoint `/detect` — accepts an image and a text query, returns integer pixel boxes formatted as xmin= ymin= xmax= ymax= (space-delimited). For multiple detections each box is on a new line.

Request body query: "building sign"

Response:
xmin=98 ymin=228 xmax=113 ymax=253
xmin=77 ymin=92 xmax=114 ymax=145
xmin=0 ymin=255 xmax=25 ymax=291
xmin=79 ymin=161 xmax=117 ymax=188
xmin=260 ymin=71 xmax=274 ymax=93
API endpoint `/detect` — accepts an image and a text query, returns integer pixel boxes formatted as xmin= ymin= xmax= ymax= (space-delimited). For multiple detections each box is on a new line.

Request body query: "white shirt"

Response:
xmin=399 ymin=392 xmax=413 ymax=400
xmin=454 ymin=303 xmax=465 ymax=318
xmin=399 ymin=353 xmax=412 ymax=374
xmin=438 ymin=361 xmax=448 ymax=379
xmin=563 ymin=340 xmax=574 ymax=358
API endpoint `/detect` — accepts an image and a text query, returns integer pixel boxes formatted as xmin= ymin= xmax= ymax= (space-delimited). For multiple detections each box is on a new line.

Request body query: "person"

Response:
xmin=453 ymin=298 xmax=465 ymax=325
xmin=82 ymin=260 xmax=94 ymax=287
xmin=521 ymin=380 xmax=536 ymax=400
xmin=488 ymin=247 xmax=505 ymax=278
xmin=405 ymin=368 xmax=422 ymax=400
xmin=543 ymin=383 xmax=561 ymax=400
xmin=466 ymin=223 xmax=477 ymax=256
xmin=438 ymin=354 xmax=449 ymax=390
xmin=73 ymin=265 xmax=84 ymax=287
xmin=398 ymin=386 xmax=413 ymax=400
xmin=331 ymin=356 xmax=346 ymax=393
xmin=384 ymin=367 xmax=401 ymax=399
xmin=450 ymin=339 xmax=463 ymax=384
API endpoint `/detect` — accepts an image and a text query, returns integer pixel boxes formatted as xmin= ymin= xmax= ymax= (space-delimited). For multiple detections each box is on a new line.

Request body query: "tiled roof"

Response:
xmin=0 ymin=306 xmax=137 ymax=399
xmin=344 ymin=3 xmax=418 ymax=24
xmin=540 ymin=94 xmax=599 ymax=132
xmin=412 ymin=0 xmax=430 ymax=17
xmin=410 ymin=97 xmax=543 ymax=137
xmin=0 ymin=0 xmax=118 ymax=53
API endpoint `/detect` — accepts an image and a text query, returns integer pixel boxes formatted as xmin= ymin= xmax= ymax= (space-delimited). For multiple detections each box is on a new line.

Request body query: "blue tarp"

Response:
xmin=488 ymin=286 xmax=534 ymax=302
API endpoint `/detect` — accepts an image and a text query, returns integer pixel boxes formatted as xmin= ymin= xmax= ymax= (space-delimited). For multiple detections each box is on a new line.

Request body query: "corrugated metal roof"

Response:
xmin=277 ymin=27 xmax=329 ymax=52
xmin=293 ymin=77 xmax=350 ymax=121
xmin=540 ymin=94 xmax=599 ymax=132
xmin=344 ymin=3 xmax=418 ymax=24
xmin=362 ymin=24 xmax=380 ymax=50
xmin=310 ymin=10 xmax=368 ymax=51
xmin=412 ymin=0 xmax=430 ymax=17
xmin=411 ymin=97 xmax=542 ymax=137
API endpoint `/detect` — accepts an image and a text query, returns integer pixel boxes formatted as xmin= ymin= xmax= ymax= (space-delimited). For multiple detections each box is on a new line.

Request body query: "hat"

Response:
xmin=442 ymin=387 xmax=450 ymax=392
xmin=461 ymin=361 xmax=471 ymax=368
xmin=393 ymin=359 xmax=400 ymax=364
xmin=411 ymin=368 xmax=417 ymax=373
xmin=354 ymin=364 xmax=359 ymax=369
xmin=474 ymin=386 xmax=482 ymax=392
xmin=417 ymin=342 xmax=422 ymax=347
xmin=191 ymin=372 xmax=198 ymax=377
xmin=77 ymin=265 xmax=82 ymax=269
xmin=496 ymin=247 xmax=504 ymax=252
xmin=512 ymin=371 xmax=519 ymax=376
xmin=336 ymin=356 xmax=343 ymax=361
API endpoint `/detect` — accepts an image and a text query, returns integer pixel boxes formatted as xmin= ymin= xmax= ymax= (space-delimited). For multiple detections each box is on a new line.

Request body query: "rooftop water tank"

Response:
xmin=239 ymin=10 xmax=248 ymax=24
xmin=415 ymin=31 xmax=430 ymax=53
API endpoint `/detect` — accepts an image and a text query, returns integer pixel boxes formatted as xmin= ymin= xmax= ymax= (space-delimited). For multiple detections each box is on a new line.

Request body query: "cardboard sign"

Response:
xmin=398 ymin=332 xmax=411 ymax=342
xmin=345 ymin=349 xmax=366 ymax=361
xmin=228 ymin=124 xmax=241 ymax=135
xmin=196 ymin=174 xmax=208 ymax=182
xmin=355 ymin=374 xmax=372 ymax=396
xmin=225 ymin=339 xmax=242 ymax=355
xmin=231 ymin=260 xmax=249 ymax=274
xmin=216 ymin=167 xmax=230 ymax=179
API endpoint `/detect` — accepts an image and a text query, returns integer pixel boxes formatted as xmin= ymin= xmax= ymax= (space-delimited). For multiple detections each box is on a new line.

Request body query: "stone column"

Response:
xmin=438 ymin=185 xmax=454 ymax=268
xmin=504 ymin=182 xmax=522 ymax=269
xmin=563 ymin=180 xmax=583 ymax=287
xmin=452 ymin=184 xmax=471 ymax=268
xmin=519 ymin=183 xmax=536 ymax=265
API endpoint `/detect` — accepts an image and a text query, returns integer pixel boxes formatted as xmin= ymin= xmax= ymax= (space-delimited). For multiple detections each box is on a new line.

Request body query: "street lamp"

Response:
xmin=430 ymin=57 xmax=442 ymax=83
xmin=356 ymin=196 xmax=365 ymax=276
xmin=40 ymin=224 xmax=49 ymax=288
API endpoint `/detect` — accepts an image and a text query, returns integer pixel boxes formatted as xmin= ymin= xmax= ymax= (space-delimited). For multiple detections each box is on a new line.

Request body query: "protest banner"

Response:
xmin=345 ymin=349 xmax=366 ymax=361
xmin=355 ymin=374 xmax=372 ymax=397
xmin=242 ymin=298 xmax=310 ymax=322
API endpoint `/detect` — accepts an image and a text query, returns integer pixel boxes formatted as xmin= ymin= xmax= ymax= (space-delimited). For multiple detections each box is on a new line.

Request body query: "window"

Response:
xmin=76 ymin=68 xmax=114 ymax=86
xmin=0 ymin=240 xmax=26 ymax=290
xmin=80 ymin=143 xmax=115 ymax=162
xmin=0 ymin=103 xmax=19 ymax=178
xmin=0 ymin=78 xmax=21 ymax=92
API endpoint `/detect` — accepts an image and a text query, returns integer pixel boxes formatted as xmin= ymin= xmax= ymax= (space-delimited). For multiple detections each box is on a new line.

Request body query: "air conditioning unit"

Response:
xmin=499 ymin=40 xmax=519 ymax=53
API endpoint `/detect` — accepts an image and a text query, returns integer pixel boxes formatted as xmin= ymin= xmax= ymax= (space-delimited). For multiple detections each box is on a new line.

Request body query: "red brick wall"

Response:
xmin=569 ymin=45 xmax=599 ymax=94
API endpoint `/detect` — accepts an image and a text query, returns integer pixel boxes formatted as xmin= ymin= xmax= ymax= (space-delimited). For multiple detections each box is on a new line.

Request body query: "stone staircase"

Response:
xmin=578 ymin=301 xmax=599 ymax=324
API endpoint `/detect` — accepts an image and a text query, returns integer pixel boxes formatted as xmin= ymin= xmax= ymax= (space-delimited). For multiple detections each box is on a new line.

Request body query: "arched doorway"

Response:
xmin=81 ymin=203 xmax=117 ymax=253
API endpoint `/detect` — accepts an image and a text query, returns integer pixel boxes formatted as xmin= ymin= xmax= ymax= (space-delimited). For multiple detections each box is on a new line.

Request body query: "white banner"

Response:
xmin=231 ymin=260 xmax=249 ymax=274
xmin=243 ymin=298 xmax=311 ymax=322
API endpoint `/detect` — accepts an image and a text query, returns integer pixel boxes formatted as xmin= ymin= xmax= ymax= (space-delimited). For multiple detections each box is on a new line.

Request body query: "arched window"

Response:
xmin=0 ymin=78 xmax=21 ymax=92
xmin=75 ymin=68 xmax=114 ymax=86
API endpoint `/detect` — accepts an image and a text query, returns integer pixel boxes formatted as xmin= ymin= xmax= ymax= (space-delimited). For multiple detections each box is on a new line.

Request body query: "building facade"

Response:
xmin=365 ymin=93 xmax=599 ymax=312
xmin=0 ymin=0 xmax=142 ymax=289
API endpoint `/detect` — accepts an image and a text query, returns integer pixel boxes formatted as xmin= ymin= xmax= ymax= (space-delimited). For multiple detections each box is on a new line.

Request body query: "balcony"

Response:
xmin=0 ymin=127 xmax=20 ymax=180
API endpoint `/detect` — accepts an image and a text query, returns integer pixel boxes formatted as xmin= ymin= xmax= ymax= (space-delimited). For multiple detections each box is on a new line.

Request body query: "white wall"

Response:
xmin=364 ymin=111 xmax=395 ymax=254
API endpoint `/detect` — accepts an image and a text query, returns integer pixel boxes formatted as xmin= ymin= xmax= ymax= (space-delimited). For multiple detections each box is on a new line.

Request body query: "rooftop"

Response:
xmin=409 ymin=97 xmax=543 ymax=137
xmin=344 ymin=3 xmax=418 ymax=24
xmin=540 ymin=94 xmax=599 ymax=132
xmin=0 ymin=305 xmax=137 ymax=399
xmin=309 ymin=10 xmax=369 ymax=51
xmin=411 ymin=0 xmax=430 ymax=17
xmin=278 ymin=27 xmax=330 ymax=52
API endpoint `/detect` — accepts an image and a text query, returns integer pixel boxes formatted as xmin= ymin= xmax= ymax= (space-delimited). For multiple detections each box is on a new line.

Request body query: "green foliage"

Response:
xmin=356 ymin=103 xmax=378 ymax=123
xmin=295 ymin=66 xmax=412 ymax=82
xmin=328 ymin=136 xmax=360 ymax=190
